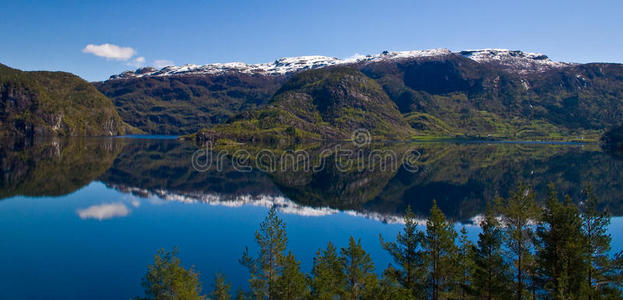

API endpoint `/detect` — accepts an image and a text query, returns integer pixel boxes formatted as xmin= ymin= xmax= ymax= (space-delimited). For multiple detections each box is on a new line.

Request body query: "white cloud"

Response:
xmin=126 ymin=56 xmax=146 ymax=67
xmin=153 ymin=59 xmax=174 ymax=68
xmin=77 ymin=203 xmax=130 ymax=220
xmin=82 ymin=43 xmax=136 ymax=61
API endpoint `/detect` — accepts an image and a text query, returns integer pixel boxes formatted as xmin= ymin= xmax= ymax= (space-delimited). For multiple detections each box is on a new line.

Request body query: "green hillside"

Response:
xmin=0 ymin=64 xmax=136 ymax=136
xmin=94 ymin=72 xmax=282 ymax=134
xmin=191 ymin=67 xmax=415 ymax=144
xmin=360 ymin=56 xmax=623 ymax=140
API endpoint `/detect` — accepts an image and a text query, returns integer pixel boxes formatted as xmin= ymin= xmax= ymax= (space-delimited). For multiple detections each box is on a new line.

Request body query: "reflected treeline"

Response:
xmin=98 ymin=139 xmax=281 ymax=199
xmin=223 ymin=141 xmax=623 ymax=220
xmin=367 ymin=142 xmax=623 ymax=220
xmin=2 ymin=138 xmax=623 ymax=221
xmin=241 ymin=142 xmax=419 ymax=211
xmin=0 ymin=137 xmax=124 ymax=199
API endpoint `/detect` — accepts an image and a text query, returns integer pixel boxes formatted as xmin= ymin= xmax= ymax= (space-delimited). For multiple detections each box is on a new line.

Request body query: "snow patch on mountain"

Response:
xmin=109 ymin=48 xmax=571 ymax=80
xmin=459 ymin=49 xmax=574 ymax=73
xmin=109 ymin=48 xmax=452 ymax=80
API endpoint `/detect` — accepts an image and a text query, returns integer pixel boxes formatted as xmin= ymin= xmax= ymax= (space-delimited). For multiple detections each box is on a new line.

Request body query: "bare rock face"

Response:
xmin=0 ymin=84 xmax=37 ymax=136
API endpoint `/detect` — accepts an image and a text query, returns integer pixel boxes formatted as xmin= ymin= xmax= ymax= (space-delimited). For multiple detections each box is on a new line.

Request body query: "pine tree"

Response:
xmin=379 ymin=205 xmax=424 ymax=297
xmin=526 ymin=254 xmax=539 ymax=300
xmin=581 ymin=184 xmax=622 ymax=298
xmin=535 ymin=185 xmax=586 ymax=299
xmin=234 ymin=289 xmax=247 ymax=300
xmin=456 ymin=226 xmax=474 ymax=299
xmin=421 ymin=200 xmax=458 ymax=300
xmin=605 ymin=252 xmax=623 ymax=296
xmin=471 ymin=206 xmax=511 ymax=299
xmin=240 ymin=207 xmax=288 ymax=300
xmin=310 ymin=242 xmax=345 ymax=299
xmin=377 ymin=269 xmax=414 ymax=300
xmin=497 ymin=183 xmax=540 ymax=300
xmin=140 ymin=248 xmax=205 ymax=300
xmin=210 ymin=273 xmax=231 ymax=300
xmin=340 ymin=236 xmax=378 ymax=300
xmin=275 ymin=251 xmax=308 ymax=300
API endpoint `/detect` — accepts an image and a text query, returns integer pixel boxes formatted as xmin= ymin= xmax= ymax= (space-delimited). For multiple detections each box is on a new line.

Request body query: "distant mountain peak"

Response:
xmin=108 ymin=48 xmax=570 ymax=80
xmin=459 ymin=49 xmax=574 ymax=73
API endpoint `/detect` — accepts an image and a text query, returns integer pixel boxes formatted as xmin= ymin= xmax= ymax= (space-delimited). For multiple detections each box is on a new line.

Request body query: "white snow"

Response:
xmin=459 ymin=49 xmax=574 ymax=73
xmin=109 ymin=48 xmax=572 ymax=80
xmin=109 ymin=48 xmax=453 ymax=79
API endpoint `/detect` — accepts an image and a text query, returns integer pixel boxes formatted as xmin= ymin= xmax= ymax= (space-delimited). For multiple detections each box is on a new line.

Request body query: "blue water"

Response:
xmin=0 ymin=182 xmax=404 ymax=299
xmin=2 ymin=138 xmax=623 ymax=299
xmin=1 ymin=181 xmax=620 ymax=299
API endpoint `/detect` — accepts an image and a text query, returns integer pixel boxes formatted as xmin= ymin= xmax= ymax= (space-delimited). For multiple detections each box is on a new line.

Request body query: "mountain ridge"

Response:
xmin=107 ymin=48 xmax=573 ymax=80
xmin=95 ymin=48 xmax=623 ymax=139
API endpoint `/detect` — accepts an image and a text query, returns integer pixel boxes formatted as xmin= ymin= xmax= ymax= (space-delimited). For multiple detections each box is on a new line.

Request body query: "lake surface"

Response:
xmin=1 ymin=137 xmax=622 ymax=299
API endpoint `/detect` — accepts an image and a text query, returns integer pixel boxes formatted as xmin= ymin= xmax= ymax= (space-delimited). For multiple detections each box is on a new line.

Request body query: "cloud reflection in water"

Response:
xmin=77 ymin=203 xmax=130 ymax=220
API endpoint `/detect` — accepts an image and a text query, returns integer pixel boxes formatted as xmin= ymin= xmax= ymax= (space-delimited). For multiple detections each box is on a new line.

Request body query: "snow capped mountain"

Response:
xmin=109 ymin=48 xmax=570 ymax=80
xmin=459 ymin=49 xmax=574 ymax=73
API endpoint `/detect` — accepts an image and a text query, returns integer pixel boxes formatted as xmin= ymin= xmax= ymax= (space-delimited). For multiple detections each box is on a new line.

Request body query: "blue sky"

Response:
xmin=1 ymin=0 xmax=621 ymax=81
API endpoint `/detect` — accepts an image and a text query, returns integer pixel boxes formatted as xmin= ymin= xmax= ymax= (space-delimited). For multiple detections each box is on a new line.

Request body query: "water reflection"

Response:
xmin=0 ymin=137 xmax=123 ymax=198
xmin=2 ymin=137 xmax=623 ymax=221
xmin=77 ymin=202 xmax=130 ymax=220
xmin=2 ymin=137 xmax=623 ymax=300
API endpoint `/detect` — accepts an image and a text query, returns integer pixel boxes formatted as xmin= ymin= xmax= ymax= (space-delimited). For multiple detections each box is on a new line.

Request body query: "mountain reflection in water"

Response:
xmin=2 ymin=137 xmax=623 ymax=222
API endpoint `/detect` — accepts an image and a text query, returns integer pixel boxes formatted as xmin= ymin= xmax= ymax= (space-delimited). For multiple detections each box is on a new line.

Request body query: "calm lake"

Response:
xmin=1 ymin=137 xmax=622 ymax=299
